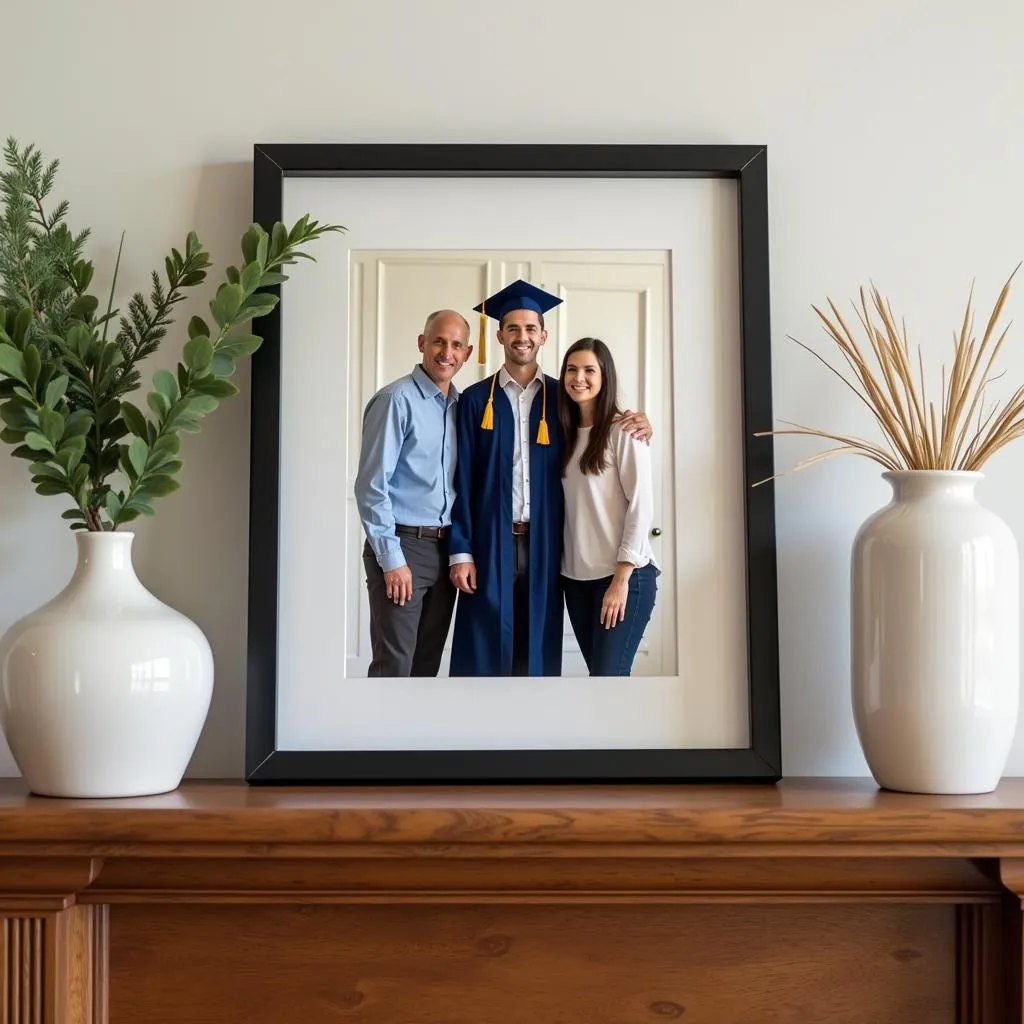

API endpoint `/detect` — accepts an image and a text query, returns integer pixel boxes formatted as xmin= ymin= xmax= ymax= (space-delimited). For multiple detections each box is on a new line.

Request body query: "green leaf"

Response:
xmin=30 ymin=462 xmax=66 ymax=482
xmin=183 ymin=336 xmax=213 ymax=373
xmin=127 ymin=435 xmax=148 ymax=476
xmin=0 ymin=343 xmax=27 ymax=382
xmin=241 ymin=225 xmax=263 ymax=266
xmin=149 ymin=455 xmax=182 ymax=475
xmin=24 ymin=431 xmax=55 ymax=453
xmin=62 ymin=508 xmax=86 ymax=520
xmin=270 ymin=222 xmax=288 ymax=259
xmin=96 ymin=399 xmax=121 ymax=426
xmin=192 ymin=377 xmax=238 ymax=399
xmin=66 ymin=323 xmax=94 ymax=360
xmin=68 ymin=294 xmax=99 ymax=321
xmin=44 ymin=375 xmax=69 ymax=408
xmin=175 ymin=415 xmax=203 ymax=434
xmin=62 ymin=409 xmax=93 ymax=438
xmin=241 ymin=293 xmax=279 ymax=320
xmin=210 ymin=282 xmax=245 ymax=327
xmin=104 ymin=490 xmax=123 ymax=522
xmin=56 ymin=435 xmax=86 ymax=473
xmin=10 ymin=444 xmax=37 ymax=460
xmin=184 ymin=394 xmax=219 ymax=416
xmin=151 ymin=432 xmax=180 ymax=458
xmin=210 ymin=353 xmax=235 ymax=377
xmin=153 ymin=368 xmax=178 ymax=402
xmin=120 ymin=401 xmax=148 ymax=437
xmin=23 ymin=344 xmax=40 ymax=387
xmin=240 ymin=261 xmax=262 ymax=295
xmin=38 ymin=407 xmax=64 ymax=445
xmin=0 ymin=401 xmax=37 ymax=429
xmin=125 ymin=496 xmax=155 ymax=516
xmin=138 ymin=474 xmax=180 ymax=497
xmin=147 ymin=391 xmax=170 ymax=419
xmin=188 ymin=315 xmax=210 ymax=340
xmin=10 ymin=306 xmax=31 ymax=346
xmin=34 ymin=479 xmax=68 ymax=496
xmin=259 ymin=271 xmax=288 ymax=287
xmin=12 ymin=386 xmax=33 ymax=402
xmin=217 ymin=334 xmax=262 ymax=359
xmin=71 ymin=259 xmax=94 ymax=293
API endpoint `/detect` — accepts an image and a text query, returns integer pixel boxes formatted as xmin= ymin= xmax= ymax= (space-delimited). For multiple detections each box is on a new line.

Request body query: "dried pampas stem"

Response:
xmin=755 ymin=263 xmax=1023 ymax=486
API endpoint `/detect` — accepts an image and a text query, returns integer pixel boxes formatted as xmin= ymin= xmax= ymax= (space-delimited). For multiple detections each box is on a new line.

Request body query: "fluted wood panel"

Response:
xmin=1 ymin=915 xmax=44 ymax=1024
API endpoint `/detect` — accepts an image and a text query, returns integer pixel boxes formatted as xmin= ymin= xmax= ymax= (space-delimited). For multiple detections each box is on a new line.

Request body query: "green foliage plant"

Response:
xmin=0 ymin=138 xmax=344 ymax=530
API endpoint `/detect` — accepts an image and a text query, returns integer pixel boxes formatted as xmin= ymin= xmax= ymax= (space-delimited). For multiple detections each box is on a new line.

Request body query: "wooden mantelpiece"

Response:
xmin=4 ymin=778 xmax=1024 ymax=1022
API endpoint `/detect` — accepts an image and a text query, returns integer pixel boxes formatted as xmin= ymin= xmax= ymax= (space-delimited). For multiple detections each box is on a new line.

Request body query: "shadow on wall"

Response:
xmin=130 ymin=160 xmax=257 ymax=781
xmin=776 ymin=499 xmax=872 ymax=777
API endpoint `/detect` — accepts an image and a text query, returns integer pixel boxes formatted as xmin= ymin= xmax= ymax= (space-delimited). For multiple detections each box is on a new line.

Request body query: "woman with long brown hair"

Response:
xmin=557 ymin=337 xmax=659 ymax=676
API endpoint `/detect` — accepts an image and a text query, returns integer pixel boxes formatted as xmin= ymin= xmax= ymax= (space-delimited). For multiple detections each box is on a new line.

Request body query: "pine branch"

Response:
xmin=112 ymin=236 xmax=212 ymax=399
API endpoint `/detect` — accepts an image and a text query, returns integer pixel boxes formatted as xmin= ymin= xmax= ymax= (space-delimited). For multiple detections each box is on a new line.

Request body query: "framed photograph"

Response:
xmin=244 ymin=143 xmax=780 ymax=784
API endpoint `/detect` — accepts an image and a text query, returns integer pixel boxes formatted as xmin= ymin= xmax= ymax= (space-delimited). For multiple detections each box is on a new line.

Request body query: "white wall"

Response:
xmin=1 ymin=0 xmax=1023 ymax=780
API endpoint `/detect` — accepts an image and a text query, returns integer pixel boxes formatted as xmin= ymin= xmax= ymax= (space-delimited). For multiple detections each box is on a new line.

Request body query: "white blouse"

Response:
xmin=561 ymin=423 xmax=658 ymax=581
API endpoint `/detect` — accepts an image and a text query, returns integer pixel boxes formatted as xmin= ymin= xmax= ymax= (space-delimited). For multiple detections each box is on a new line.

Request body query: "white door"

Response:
xmin=346 ymin=250 xmax=674 ymax=678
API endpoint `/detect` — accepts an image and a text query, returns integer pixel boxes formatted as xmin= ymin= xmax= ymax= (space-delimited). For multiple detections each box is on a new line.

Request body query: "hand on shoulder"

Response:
xmin=614 ymin=409 xmax=653 ymax=444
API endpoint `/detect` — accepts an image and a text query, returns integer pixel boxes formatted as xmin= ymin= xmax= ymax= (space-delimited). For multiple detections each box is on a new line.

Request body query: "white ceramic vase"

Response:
xmin=851 ymin=470 xmax=1020 ymax=794
xmin=0 ymin=531 xmax=214 ymax=798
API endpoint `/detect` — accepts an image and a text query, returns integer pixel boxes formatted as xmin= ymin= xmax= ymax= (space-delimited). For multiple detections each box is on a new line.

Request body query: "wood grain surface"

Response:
xmin=2 ymin=777 xmax=1024 ymax=848
xmin=2 ymin=777 xmax=1023 ymax=1023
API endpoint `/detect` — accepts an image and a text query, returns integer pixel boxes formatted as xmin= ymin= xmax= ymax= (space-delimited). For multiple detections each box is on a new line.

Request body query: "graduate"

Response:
xmin=448 ymin=280 xmax=652 ymax=676
xmin=447 ymin=280 xmax=566 ymax=676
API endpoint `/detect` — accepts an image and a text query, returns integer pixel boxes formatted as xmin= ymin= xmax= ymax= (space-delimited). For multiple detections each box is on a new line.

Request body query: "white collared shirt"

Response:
xmin=498 ymin=366 xmax=543 ymax=522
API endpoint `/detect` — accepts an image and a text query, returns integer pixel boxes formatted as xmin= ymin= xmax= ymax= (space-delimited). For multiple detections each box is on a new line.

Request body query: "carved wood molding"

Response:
xmin=0 ymin=904 xmax=107 ymax=1024
xmin=2 ymin=780 xmax=1024 ymax=1022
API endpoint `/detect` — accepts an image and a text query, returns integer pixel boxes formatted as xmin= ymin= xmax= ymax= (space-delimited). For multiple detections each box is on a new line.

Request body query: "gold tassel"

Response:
xmin=480 ymin=371 xmax=496 ymax=430
xmin=536 ymin=375 xmax=550 ymax=445
xmin=477 ymin=300 xmax=487 ymax=364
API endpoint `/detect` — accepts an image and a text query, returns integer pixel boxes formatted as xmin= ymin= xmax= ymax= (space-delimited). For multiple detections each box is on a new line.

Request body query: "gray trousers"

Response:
xmin=362 ymin=535 xmax=457 ymax=677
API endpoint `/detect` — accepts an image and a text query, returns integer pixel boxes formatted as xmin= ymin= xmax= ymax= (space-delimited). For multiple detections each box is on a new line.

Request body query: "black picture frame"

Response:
xmin=244 ymin=143 xmax=781 ymax=785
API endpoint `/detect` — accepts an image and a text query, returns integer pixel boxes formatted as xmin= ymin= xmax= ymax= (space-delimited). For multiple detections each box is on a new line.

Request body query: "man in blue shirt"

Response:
xmin=354 ymin=309 xmax=473 ymax=676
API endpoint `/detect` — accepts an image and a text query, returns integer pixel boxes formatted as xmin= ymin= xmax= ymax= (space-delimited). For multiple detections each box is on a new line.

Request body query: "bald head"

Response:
xmin=418 ymin=308 xmax=473 ymax=394
xmin=423 ymin=308 xmax=470 ymax=337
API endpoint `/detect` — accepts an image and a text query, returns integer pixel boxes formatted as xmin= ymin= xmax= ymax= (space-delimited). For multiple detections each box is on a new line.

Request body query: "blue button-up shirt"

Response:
xmin=354 ymin=364 xmax=459 ymax=572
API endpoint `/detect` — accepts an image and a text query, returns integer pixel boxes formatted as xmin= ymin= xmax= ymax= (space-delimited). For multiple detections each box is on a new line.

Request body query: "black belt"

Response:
xmin=396 ymin=524 xmax=450 ymax=540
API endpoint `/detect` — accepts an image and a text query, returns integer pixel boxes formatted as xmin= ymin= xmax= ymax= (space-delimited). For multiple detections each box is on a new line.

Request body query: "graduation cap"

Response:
xmin=474 ymin=279 xmax=562 ymax=445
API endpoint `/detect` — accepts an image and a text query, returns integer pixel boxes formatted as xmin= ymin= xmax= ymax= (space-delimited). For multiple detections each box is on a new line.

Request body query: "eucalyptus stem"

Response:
xmin=0 ymin=137 xmax=346 ymax=531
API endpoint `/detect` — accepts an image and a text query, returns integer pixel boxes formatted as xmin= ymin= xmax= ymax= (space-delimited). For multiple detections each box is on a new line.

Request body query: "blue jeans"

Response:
xmin=562 ymin=564 xmax=659 ymax=676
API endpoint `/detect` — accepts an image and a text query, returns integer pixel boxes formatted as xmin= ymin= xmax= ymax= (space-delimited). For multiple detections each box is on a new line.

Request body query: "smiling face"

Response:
xmin=418 ymin=311 xmax=472 ymax=390
xmin=563 ymin=347 xmax=603 ymax=409
xmin=497 ymin=308 xmax=547 ymax=368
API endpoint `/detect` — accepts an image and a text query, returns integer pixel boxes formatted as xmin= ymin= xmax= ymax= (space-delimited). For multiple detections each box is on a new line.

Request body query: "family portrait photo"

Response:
xmin=244 ymin=144 xmax=780 ymax=783
xmin=348 ymin=252 xmax=673 ymax=683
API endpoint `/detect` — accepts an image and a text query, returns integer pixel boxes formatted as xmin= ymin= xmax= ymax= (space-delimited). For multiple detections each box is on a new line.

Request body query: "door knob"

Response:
xmin=651 ymin=527 xmax=662 ymax=537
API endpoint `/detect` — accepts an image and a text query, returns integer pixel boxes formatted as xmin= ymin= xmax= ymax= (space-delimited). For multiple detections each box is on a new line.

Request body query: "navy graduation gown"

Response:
xmin=448 ymin=374 xmax=565 ymax=676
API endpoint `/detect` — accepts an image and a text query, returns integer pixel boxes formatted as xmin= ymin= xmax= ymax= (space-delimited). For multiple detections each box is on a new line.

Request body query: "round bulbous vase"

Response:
xmin=851 ymin=470 xmax=1020 ymax=794
xmin=0 ymin=531 xmax=214 ymax=798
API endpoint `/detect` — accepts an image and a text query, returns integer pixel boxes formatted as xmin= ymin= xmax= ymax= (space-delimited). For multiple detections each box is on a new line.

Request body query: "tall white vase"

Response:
xmin=851 ymin=470 xmax=1020 ymax=794
xmin=0 ymin=531 xmax=214 ymax=798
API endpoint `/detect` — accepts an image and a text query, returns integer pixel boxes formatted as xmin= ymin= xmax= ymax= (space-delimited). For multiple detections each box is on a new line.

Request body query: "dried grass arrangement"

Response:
xmin=757 ymin=263 xmax=1023 ymax=483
